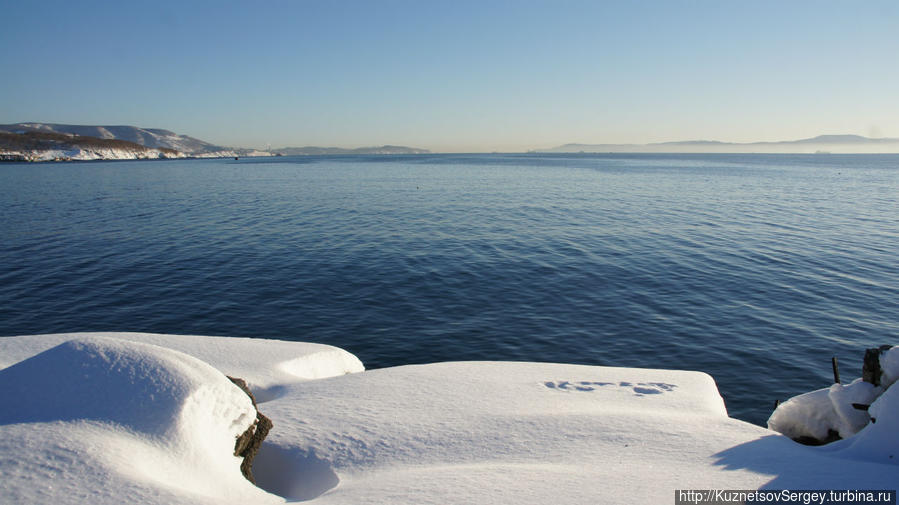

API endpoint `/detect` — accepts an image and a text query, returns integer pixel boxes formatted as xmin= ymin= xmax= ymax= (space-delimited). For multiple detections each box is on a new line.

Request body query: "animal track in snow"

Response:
xmin=543 ymin=380 xmax=676 ymax=396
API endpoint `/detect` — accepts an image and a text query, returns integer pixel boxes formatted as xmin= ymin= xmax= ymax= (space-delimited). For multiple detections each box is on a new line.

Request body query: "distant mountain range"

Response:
xmin=539 ymin=135 xmax=899 ymax=154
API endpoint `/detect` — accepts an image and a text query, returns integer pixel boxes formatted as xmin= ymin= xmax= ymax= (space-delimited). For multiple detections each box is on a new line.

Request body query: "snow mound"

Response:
xmin=0 ymin=337 xmax=280 ymax=504
xmin=277 ymin=349 xmax=367 ymax=381
xmin=0 ymin=332 xmax=364 ymax=389
xmin=0 ymin=337 xmax=254 ymax=435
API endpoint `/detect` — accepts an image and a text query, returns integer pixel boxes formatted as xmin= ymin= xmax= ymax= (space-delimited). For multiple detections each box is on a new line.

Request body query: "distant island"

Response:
xmin=537 ymin=134 xmax=899 ymax=154
xmin=0 ymin=123 xmax=429 ymax=162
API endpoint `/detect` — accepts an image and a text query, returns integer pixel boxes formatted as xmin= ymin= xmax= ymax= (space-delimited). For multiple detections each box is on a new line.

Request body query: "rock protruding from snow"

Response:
xmin=863 ymin=345 xmax=897 ymax=386
xmin=228 ymin=376 xmax=273 ymax=484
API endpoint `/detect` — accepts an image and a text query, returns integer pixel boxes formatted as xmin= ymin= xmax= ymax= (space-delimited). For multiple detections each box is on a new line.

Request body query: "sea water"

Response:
xmin=1 ymin=153 xmax=897 ymax=425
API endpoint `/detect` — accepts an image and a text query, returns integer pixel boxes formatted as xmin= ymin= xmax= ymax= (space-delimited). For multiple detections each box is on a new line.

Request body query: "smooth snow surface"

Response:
xmin=1 ymin=333 xmax=895 ymax=505
xmin=258 ymin=363 xmax=896 ymax=504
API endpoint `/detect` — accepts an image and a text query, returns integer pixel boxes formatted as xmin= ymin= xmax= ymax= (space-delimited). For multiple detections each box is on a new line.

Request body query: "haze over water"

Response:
xmin=1 ymin=153 xmax=897 ymax=425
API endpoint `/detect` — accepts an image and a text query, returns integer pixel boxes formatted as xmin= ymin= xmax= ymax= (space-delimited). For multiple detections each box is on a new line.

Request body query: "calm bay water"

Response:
xmin=2 ymin=153 xmax=898 ymax=425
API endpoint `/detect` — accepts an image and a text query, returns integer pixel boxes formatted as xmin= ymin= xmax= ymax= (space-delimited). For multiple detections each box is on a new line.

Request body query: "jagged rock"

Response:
xmin=228 ymin=376 xmax=273 ymax=484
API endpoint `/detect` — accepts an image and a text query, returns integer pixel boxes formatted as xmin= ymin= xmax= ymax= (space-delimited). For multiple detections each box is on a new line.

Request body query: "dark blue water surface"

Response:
xmin=2 ymin=153 xmax=898 ymax=425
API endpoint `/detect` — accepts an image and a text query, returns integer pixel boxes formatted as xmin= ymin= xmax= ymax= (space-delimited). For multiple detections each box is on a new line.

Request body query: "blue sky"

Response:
xmin=2 ymin=1 xmax=897 ymax=151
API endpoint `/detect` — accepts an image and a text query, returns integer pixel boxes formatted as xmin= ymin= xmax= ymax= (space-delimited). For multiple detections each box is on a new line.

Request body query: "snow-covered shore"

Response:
xmin=0 ymin=333 xmax=895 ymax=504
xmin=0 ymin=147 xmax=188 ymax=162
xmin=0 ymin=148 xmax=275 ymax=162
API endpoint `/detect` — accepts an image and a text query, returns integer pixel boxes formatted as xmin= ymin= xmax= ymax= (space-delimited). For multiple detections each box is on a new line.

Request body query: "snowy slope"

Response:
xmin=0 ymin=333 xmax=895 ymax=505
xmin=0 ymin=130 xmax=189 ymax=161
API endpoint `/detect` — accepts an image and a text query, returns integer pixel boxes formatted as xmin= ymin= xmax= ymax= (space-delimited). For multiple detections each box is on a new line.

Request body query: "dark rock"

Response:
xmin=793 ymin=428 xmax=841 ymax=446
xmin=862 ymin=345 xmax=894 ymax=386
xmin=228 ymin=376 xmax=273 ymax=484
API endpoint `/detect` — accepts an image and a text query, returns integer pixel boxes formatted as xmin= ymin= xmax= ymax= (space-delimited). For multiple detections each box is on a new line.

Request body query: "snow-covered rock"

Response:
xmin=768 ymin=346 xmax=898 ymax=443
xmin=768 ymin=379 xmax=881 ymax=441
xmin=0 ymin=336 xmax=278 ymax=504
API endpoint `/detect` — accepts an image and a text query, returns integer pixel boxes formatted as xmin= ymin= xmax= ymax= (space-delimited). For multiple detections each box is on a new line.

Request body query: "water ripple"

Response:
xmin=1 ymin=154 xmax=898 ymax=426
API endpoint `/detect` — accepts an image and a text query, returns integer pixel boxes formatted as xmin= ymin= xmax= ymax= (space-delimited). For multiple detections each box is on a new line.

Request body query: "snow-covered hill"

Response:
xmin=0 ymin=123 xmax=275 ymax=161
xmin=0 ymin=123 xmax=225 ymax=155
xmin=0 ymin=130 xmax=187 ymax=161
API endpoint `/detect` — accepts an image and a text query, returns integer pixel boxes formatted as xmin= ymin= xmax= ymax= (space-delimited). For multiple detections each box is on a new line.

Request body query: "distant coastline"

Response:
xmin=536 ymin=134 xmax=899 ymax=154
xmin=4 ymin=123 xmax=899 ymax=161
xmin=271 ymin=145 xmax=430 ymax=156
xmin=0 ymin=123 xmax=429 ymax=162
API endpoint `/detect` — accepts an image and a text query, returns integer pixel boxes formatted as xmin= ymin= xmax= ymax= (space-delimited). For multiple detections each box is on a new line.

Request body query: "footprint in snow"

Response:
xmin=544 ymin=380 xmax=676 ymax=396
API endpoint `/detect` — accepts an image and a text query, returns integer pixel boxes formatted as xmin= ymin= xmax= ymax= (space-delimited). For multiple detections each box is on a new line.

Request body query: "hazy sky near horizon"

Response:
xmin=2 ymin=1 xmax=898 ymax=152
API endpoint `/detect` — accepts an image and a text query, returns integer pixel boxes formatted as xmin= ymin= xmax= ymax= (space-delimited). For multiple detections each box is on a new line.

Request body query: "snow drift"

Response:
xmin=0 ymin=333 xmax=895 ymax=505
